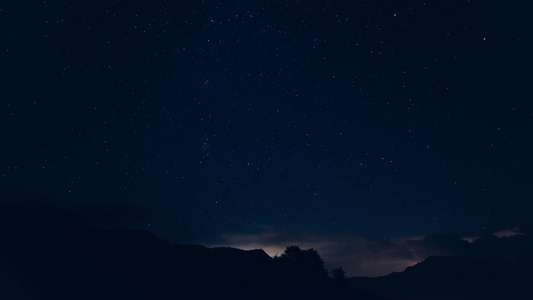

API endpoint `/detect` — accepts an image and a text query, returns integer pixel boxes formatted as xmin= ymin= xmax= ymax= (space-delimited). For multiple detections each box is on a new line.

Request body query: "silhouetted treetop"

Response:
xmin=331 ymin=266 xmax=347 ymax=287
xmin=273 ymin=246 xmax=329 ymax=289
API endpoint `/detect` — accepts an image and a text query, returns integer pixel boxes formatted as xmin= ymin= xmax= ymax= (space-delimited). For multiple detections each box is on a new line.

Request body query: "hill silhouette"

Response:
xmin=4 ymin=201 xmax=529 ymax=300
xmin=0 ymin=202 xmax=385 ymax=299
xmin=349 ymin=255 xmax=532 ymax=300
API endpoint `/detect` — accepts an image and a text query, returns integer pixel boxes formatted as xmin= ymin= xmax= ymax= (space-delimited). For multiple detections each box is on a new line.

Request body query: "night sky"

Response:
xmin=1 ymin=1 xmax=531 ymax=276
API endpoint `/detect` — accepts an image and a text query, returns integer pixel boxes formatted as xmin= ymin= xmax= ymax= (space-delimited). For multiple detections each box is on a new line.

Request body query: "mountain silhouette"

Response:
xmin=0 ymin=202 xmax=385 ymax=299
xmin=2 ymin=201 xmax=530 ymax=300
xmin=349 ymin=255 xmax=532 ymax=300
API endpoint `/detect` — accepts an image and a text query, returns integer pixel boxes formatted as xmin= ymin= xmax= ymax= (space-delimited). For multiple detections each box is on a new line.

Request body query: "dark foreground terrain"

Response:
xmin=1 ymin=202 xmax=531 ymax=299
xmin=0 ymin=202 xmax=385 ymax=299
xmin=350 ymin=254 xmax=532 ymax=300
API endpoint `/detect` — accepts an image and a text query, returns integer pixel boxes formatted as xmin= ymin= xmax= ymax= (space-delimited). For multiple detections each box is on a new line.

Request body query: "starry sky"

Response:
xmin=1 ymin=1 xmax=531 ymax=276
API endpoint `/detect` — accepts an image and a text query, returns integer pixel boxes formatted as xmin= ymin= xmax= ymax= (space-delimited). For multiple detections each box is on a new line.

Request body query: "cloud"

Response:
xmin=406 ymin=235 xmax=472 ymax=258
xmin=206 ymin=227 xmax=419 ymax=277
xmin=62 ymin=202 xmax=152 ymax=229
xmin=0 ymin=185 xmax=153 ymax=228
xmin=0 ymin=195 xmax=152 ymax=229
xmin=493 ymin=227 xmax=525 ymax=238
xmin=206 ymin=226 xmax=532 ymax=277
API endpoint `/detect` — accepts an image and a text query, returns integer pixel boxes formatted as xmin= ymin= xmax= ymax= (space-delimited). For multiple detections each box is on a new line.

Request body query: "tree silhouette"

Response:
xmin=331 ymin=266 xmax=347 ymax=287
xmin=273 ymin=246 xmax=329 ymax=290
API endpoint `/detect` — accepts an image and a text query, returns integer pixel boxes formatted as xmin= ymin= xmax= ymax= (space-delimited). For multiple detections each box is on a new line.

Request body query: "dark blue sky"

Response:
xmin=1 ymin=0 xmax=531 ymax=275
